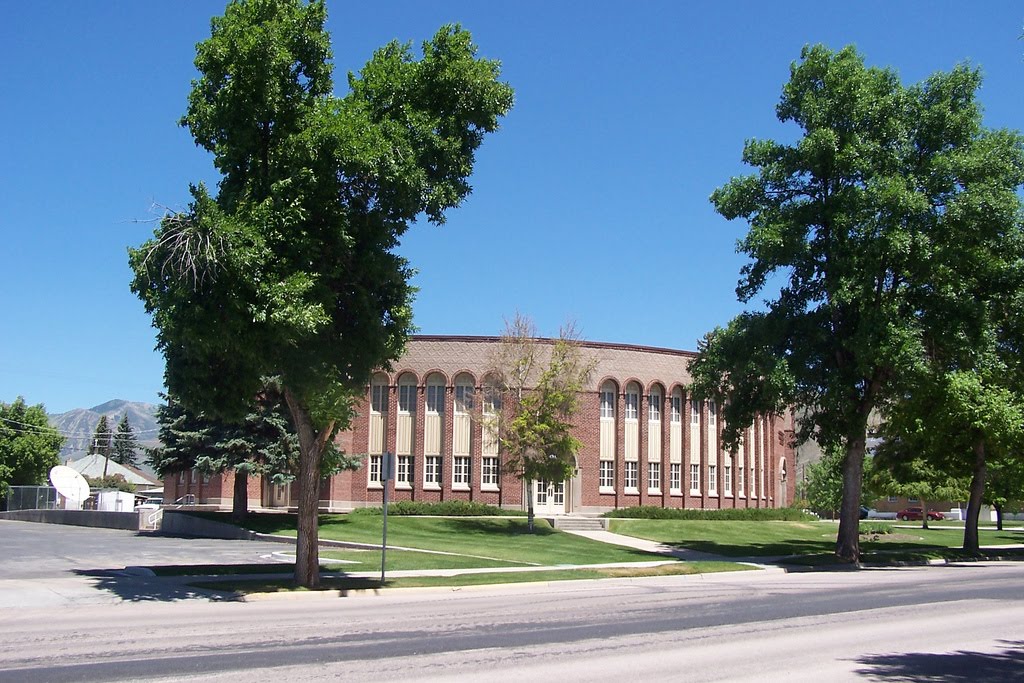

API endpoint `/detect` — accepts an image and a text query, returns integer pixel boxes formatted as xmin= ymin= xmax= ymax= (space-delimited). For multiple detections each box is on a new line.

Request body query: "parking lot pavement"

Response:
xmin=0 ymin=520 xmax=295 ymax=607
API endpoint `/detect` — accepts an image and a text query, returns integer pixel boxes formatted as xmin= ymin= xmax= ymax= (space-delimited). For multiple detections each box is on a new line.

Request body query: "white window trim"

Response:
xmin=452 ymin=455 xmax=471 ymax=490
xmin=647 ymin=461 xmax=661 ymax=494
xmin=689 ymin=463 xmax=700 ymax=494
xmin=367 ymin=454 xmax=383 ymax=490
xmin=624 ymin=461 xmax=639 ymax=493
xmin=423 ymin=455 xmax=441 ymax=490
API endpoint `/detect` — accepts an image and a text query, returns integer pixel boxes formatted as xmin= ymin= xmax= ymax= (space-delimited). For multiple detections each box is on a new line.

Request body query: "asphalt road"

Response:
xmin=1 ymin=521 xmax=1022 ymax=682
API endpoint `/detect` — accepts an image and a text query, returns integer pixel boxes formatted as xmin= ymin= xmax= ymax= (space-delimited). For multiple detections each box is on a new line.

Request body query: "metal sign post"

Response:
xmin=380 ymin=452 xmax=395 ymax=584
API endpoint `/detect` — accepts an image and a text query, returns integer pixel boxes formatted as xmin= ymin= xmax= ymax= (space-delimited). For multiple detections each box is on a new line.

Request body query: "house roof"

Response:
xmin=66 ymin=454 xmax=160 ymax=486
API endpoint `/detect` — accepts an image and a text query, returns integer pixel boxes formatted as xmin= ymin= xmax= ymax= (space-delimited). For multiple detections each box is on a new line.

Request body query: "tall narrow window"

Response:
xmin=708 ymin=464 xmax=718 ymax=494
xmin=624 ymin=461 xmax=638 ymax=490
xmin=599 ymin=461 xmax=615 ymax=490
xmin=648 ymin=388 xmax=661 ymax=422
xmin=481 ymin=457 xmax=499 ymax=489
xmin=424 ymin=456 xmax=441 ymax=487
xmin=691 ymin=399 xmax=700 ymax=426
xmin=624 ymin=384 xmax=639 ymax=420
xmin=670 ymin=463 xmax=681 ymax=493
xmin=368 ymin=455 xmax=382 ymax=486
xmin=708 ymin=400 xmax=717 ymax=427
xmin=724 ymin=465 xmax=732 ymax=495
xmin=647 ymin=462 xmax=661 ymax=493
xmin=600 ymin=385 xmax=615 ymax=418
xmin=397 ymin=456 xmax=412 ymax=487
xmin=426 ymin=377 xmax=445 ymax=414
xmin=454 ymin=376 xmax=474 ymax=414
xmin=670 ymin=392 xmax=681 ymax=423
xmin=453 ymin=456 xmax=470 ymax=488
xmin=689 ymin=463 xmax=700 ymax=493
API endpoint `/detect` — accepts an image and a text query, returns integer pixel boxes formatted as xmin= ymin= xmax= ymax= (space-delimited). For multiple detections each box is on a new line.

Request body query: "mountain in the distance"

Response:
xmin=48 ymin=400 xmax=161 ymax=473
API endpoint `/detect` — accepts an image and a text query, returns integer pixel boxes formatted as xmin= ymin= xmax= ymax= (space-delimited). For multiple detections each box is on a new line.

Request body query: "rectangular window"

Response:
xmin=708 ymin=400 xmax=717 ymax=427
xmin=368 ymin=454 xmax=382 ymax=486
xmin=483 ymin=388 xmax=501 ymax=416
xmin=625 ymin=391 xmax=639 ymax=420
xmin=600 ymin=390 xmax=615 ymax=418
xmin=452 ymin=456 xmax=470 ymax=487
xmin=178 ymin=470 xmax=185 ymax=485
xmin=482 ymin=457 xmax=499 ymax=488
xmin=691 ymin=400 xmax=700 ymax=426
xmin=454 ymin=384 xmax=473 ymax=414
xmin=908 ymin=497 xmax=919 ymax=503
xmin=738 ymin=467 xmax=745 ymax=495
xmin=426 ymin=384 xmax=444 ymax=414
xmin=670 ymin=395 xmax=681 ymax=423
xmin=647 ymin=462 xmax=661 ymax=493
xmin=724 ymin=465 xmax=732 ymax=495
xmin=648 ymin=394 xmax=661 ymax=422
xmin=670 ymin=463 xmax=681 ymax=492
xmin=708 ymin=464 xmax=718 ymax=494
xmin=424 ymin=456 xmax=441 ymax=487
xmin=750 ymin=466 xmax=756 ymax=497
xmin=689 ymin=463 xmax=700 ymax=493
xmin=398 ymin=384 xmax=416 ymax=413
xmin=624 ymin=461 xmax=638 ymax=490
xmin=397 ymin=456 xmax=412 ymax=487
xmin=371 ymin=384 xmax=387 ymax=413
xmin=599 ymin=461 xmax=615 ymax=490
xmin=887 ymin=496 xmax=898 ymax=503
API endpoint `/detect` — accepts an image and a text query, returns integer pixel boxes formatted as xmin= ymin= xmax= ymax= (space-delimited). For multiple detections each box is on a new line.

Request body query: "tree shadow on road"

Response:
xmin=854 ymin=640 xmax=1024 ymax=681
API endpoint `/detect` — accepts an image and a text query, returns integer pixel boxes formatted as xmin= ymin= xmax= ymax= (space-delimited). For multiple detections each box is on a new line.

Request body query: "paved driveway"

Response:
xmin=0 ymin=520 xmax=294 ymax=607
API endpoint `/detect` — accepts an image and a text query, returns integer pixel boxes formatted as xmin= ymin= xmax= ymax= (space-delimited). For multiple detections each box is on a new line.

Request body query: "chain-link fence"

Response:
xmin=5 ymin=486 xmax=59 ymax=511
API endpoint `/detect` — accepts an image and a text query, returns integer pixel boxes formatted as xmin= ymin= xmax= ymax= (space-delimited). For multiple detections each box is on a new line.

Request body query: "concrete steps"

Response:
xmin=551 ymin=516 xmax=606 ymax=531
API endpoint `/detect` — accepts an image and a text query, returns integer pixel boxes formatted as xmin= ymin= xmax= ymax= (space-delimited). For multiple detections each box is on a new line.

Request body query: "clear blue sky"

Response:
xmin=2 ymin=1 xmax=1021 ymax=414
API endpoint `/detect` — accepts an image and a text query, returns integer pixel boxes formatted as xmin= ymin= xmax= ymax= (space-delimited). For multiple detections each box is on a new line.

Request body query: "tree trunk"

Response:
xmin=283 ymin=387 xmax=335 ymax=589
xmin=995 ymin=503 xmax=1003 ymax=531
xmin=836 ymin=430 xmax=868 ymax=564
xmin=921 ymin=499 xmax=929 ymax=530
xmin=231 ymin=468 xmax=248 ymax=524
xmin=964 ymin=436 xmax=986 ymax=553
xmin=526 ymin=477 xmax=534 ymax=532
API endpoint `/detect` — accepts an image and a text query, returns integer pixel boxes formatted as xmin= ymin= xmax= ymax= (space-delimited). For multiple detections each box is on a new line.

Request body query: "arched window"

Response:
xmin=624 ymin=382 xmax=640 ymax=420
xmin=648 ymin=386 xmax=662 ymax=422
xmin=600 ymin=381 xmax=616 ymax=419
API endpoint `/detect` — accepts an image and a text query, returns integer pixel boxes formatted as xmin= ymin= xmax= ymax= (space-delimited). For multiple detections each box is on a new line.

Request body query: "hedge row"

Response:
xmin=602 ymin=506 xmax=817 ymax=521
xmin=350 ymin=500 xmax=521 ymax=517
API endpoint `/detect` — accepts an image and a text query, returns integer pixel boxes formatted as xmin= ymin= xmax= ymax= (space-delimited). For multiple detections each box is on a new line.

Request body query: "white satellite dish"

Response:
xmin=49 ymin=465 xmax=91 ymax=508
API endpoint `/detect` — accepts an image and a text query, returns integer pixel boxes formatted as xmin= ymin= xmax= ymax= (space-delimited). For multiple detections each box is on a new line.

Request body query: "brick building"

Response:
xmin=164 ymin=336 xmax=797 ymax=514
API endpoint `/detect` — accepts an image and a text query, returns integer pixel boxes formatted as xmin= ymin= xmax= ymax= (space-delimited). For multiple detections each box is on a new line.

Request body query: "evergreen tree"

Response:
xmin=88 ymin=415 xmax=113 ymax=459
xmin=111 ymin=414 xmax=140 ymax=467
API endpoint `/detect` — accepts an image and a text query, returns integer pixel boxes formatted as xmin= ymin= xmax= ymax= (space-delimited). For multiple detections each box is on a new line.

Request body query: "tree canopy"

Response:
xmin=689 ymin=44 xmax=1024 ymax=563
xmin=0 ymin=397 xmax=64 ymax=497
xmin=129 ymin=0 xmax=513 ymax=586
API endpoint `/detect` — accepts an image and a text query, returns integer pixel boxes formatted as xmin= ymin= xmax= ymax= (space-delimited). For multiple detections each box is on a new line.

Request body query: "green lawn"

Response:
xmin=608 ymin=519 xmax=1024 ymax=557
xmin=194 ymin=512 xmax=666 ymax=565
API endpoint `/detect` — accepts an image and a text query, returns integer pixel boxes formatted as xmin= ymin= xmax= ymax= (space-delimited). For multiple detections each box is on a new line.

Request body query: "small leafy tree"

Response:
xmin=802 ymin=447 xmax=845 ymax=519
xmin=111 ymin=414 xmax=140 ymax=467
xmin=0 ymin=397 xmax=64 ymax=498
xmin=490 ymin=315 xmax=594 ymax=531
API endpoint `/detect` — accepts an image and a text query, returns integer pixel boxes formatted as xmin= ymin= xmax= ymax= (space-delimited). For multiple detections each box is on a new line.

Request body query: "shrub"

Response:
xmin=602 ymin=506 xmax=817 ymax=521
xmin=859 ymin=522 xmax=893 ymax=536
xmin=350 ymin=500 xmax=519 ymax=517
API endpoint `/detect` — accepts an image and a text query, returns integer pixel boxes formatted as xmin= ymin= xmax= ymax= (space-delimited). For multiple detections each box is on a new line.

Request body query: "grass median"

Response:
xmin=607 ymin=518 xmax=1024 ymax=565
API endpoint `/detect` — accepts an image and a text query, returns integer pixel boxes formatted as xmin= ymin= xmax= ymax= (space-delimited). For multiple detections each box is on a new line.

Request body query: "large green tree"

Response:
xmin=490 ymin=315 xmax=594 ymax=531
xmin=129 ymin=0 xmax=513 ymax=586
xmin=0 ymin=397 xmax=64 ymax=498
xmin=689 ymin=45 xmax=1024 ymax=563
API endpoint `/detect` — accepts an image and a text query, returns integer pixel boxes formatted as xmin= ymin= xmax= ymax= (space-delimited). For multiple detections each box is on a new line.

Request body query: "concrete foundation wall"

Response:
xmin=0 ymin=509 xmax=138 ymax=530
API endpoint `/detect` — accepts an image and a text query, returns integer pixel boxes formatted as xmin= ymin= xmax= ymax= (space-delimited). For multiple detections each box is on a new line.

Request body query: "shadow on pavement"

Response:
xmin=73 ymin=569 xmax=240 ymax=603
xmin=854 ymin=640 xmax=1024 ymax=681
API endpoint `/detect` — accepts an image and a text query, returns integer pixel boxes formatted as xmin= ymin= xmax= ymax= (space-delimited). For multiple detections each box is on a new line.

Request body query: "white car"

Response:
xmin=134 ymin=497 xmax=163 ymax=511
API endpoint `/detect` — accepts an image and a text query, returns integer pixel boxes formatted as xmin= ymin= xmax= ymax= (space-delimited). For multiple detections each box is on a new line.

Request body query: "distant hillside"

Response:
xmin=48 ymin=400 xmax=161 ymax=475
